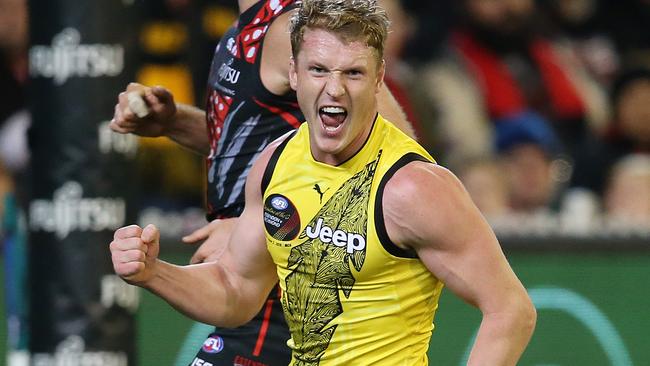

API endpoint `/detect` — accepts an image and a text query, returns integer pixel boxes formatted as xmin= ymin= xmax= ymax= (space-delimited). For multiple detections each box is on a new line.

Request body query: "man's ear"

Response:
xmin=289 ymin=57 xmax=298 ymax=91
xmin=376 ymin=59 xmax=386 ymax=91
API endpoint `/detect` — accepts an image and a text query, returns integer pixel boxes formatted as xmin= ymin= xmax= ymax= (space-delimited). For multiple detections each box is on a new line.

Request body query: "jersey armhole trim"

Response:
xmin=375 ymin=152 xmax=432 ymax=259
xmin=261 ymin=130 xmax=297 ymax=195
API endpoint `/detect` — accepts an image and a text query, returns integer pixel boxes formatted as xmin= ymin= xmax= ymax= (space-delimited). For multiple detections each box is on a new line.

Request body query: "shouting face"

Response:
xmin=289 ymin=27 xmax=385 ymax=165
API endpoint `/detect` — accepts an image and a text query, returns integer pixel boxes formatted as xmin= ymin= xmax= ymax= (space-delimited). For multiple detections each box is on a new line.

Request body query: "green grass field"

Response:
xmin=3 ymin=250 xmax=650 ymax=365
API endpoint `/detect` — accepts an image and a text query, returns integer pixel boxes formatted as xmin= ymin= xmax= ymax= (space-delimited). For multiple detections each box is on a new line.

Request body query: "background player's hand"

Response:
xmin=110 ymin=82 xmax=177 ymax=137
xmin=110 ymin=224 xmax=161 ymax=285
xmin=182 ymin=218 xmax=238 ymax=264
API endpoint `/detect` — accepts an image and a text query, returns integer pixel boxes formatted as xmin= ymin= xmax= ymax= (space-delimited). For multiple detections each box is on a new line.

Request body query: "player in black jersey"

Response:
xmin=110 ymin=0 xmax=414 ymax=365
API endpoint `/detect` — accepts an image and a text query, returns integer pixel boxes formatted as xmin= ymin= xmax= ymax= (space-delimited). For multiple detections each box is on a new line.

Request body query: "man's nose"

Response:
xmin=325 ymin=73 xmax=346 ymax=98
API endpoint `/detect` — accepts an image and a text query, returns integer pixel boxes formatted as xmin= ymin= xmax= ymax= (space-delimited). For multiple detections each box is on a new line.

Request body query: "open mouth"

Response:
xmin=319 ymin=106 xmax=348 ymax=133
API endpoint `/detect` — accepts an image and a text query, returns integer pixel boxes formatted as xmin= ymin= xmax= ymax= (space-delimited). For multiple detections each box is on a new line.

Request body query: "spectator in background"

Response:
xmin=457 ymin=157 xmax=510 ymax=218
xmin=457 ymin=111 xmax=565 ymax=219
xmin=378 ymin=0 xmax=433 ymax=149
xmin=416 ymin=0 xmax=610 ymax=198
xmin=604 ymin=153 xmax=650 ymax=224
xmin=600 ymin=66 xmax=650 ymax=227
xmin=607 ymin=67 xmax=650 ymax=157
xmin=540 ymin=0 xmax=621 ymax=87
xmin=0 ymin=0 xmax=28 ymax=85
xmin=0 ymin=0 xmax=29 ymax=219
xmin=399 ymin=0 xmax=452 ymax=62
xmin=494 ymin=112 xmax=564 ymax=214
xmin=600 ymin=0 xmax=650 ymax=66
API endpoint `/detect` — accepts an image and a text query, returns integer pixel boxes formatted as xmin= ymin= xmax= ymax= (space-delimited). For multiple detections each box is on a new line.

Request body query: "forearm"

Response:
xmin=377 ymin=84 xmax=416 ymax=139
xmin=165 ymin=103 xmax=210 ymax=156
xmin=467 ymin=305 xmax=537 ymax=366
xmin=143 ymin=259 xmax=257 ymax=327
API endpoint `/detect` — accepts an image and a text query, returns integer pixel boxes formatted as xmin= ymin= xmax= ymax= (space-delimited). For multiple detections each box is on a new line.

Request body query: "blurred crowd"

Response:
xmin=1 ymin=0 xmax=649 ymax=236
xmin=0 ymin=0 xmax=28 ymax=220
xmin=398 ymin=0 xmax=650 ymax=232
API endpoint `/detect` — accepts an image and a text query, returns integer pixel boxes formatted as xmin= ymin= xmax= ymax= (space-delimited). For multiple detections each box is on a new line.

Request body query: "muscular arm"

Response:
xmin=383 ymin=162 xmax=536 ymax=365
xmin=110 ymin=139 xmax=284 ymax=327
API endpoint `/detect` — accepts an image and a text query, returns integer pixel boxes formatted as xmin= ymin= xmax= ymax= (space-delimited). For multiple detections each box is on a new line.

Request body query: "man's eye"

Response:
xmin=347 ymin=70 xmax=362 ymax=77
xmin=310 ymin=67 xmax=325 ymax=73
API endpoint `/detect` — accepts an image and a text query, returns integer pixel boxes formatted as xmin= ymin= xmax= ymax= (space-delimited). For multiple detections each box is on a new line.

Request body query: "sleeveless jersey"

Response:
xmin=205 ymin=0 xmax=303 ymax=220
xmin=262 ymin=115 xmax=445 ymax=365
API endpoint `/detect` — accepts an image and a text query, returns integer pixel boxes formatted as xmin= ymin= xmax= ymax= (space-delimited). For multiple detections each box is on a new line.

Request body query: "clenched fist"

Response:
xmin=110 ymin=83 xmax=177 ymax=137
xmin=110 ymin=224 xmax=160 ymax=285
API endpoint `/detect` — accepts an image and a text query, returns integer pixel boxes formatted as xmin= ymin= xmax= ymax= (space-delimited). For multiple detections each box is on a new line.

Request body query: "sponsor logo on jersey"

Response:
xmin=313 ymin=183 xmax=329 ymax=204
xmin=234 ymin=355 xmax=268 ymax=366
xmin=264 ymin=194 xmax=300 ymax=241
xmin=191 ymin=357 xmax=214 ymax=366
xmin=201 ymin=336 xmax=224 ymax=354
xmin=217 ymin=58 xmax=240 ymax=84
xmin=284 ymin=152 xmax=380 ymax=364
xmin=305 ymin=217 xmax=366 ymax=254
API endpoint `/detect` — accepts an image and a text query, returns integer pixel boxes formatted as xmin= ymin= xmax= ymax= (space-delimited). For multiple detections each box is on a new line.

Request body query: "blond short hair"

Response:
xmin=289 ymin=0 xmax=390 ymax=63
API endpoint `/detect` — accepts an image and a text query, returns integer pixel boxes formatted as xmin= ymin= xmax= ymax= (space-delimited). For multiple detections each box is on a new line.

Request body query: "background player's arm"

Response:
xmin=110 ymin=140 xmax=282 ymax=327
xmin=383 ymin=162 xmax=536 ymax=366
xmin=182 ymin=217 xmax=238 ymax=264
xmin=110 ymin=83 xmax=210 ymax=155
xmin=376 ymin=80 xmax=416 ymax=139
xmin=181 ymin=10 xmax=297 ymax=263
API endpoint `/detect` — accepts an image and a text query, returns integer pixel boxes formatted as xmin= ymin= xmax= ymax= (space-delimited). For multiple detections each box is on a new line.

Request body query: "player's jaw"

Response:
xmin=310 ymin=97 xmax=377 ymax=165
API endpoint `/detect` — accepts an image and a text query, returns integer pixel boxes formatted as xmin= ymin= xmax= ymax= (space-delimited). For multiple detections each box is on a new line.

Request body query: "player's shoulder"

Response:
xmin=266 ymin=5 xmax=296 ymax=34
xmin=255 ymin=130 xmax=296 ymax=169
xmin=264 ymin=8 xmax=294 ymax=51
xmin=246 ymin=130 xmax=297 ymax=196
xmin=384 ymin=162 xmax=464 ymax=207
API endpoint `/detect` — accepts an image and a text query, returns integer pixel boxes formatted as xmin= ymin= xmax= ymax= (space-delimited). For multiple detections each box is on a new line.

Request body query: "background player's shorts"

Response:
xmin=187 ymin=285 xmax=290 ymax=366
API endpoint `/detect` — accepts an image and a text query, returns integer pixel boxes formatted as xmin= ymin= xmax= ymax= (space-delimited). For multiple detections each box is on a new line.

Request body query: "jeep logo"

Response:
xmin=305 ymin=218 xmax=366 ymax=253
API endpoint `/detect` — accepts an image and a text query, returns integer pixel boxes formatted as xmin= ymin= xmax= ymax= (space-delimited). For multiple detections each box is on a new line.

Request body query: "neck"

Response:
xmin=238 ymin=0 xmax=258 ymax=14
xmin=311 ymin=113 xmax=377 ymax=166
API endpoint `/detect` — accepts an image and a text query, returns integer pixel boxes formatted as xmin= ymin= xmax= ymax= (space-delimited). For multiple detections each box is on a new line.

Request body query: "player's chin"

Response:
xmin=315 ymin=137 xmax=347 ymax=157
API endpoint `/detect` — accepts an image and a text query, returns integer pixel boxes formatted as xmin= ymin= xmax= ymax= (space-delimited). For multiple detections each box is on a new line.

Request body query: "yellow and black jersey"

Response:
xmin=261 ymin=114 xmax=444 ymax=365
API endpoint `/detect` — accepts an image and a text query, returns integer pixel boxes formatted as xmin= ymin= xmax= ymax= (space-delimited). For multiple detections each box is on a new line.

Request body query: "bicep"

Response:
xmin=416 ymin=217 xmax=521 ymax=312
xmin=385 ymin=164 xmax=523 ymax=311
xmin=217 ymin=147 xmax=281 ymax=311
xmin=221 ymin=201 xmax=277 ymax=301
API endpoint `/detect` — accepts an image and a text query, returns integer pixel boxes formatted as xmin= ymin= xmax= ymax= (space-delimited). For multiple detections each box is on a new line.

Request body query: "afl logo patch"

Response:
xmin=264 ymin=194 xmax=300 ymax=241
xmin=271 ymin=196 xmax=289 ymax=210
xmin=202 ymin=336 xmax=224 ymax=354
